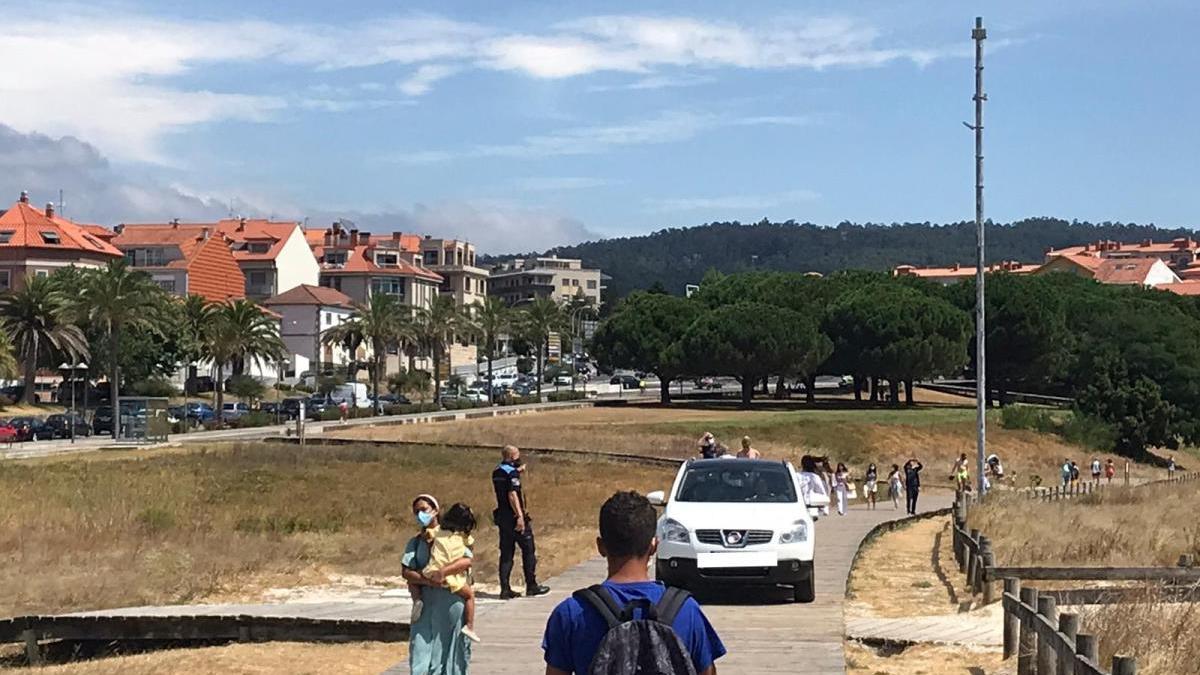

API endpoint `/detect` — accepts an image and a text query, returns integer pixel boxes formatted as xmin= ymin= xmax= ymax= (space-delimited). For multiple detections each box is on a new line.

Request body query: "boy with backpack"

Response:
xmin=541 ymin=490 xmax=726 ymax=675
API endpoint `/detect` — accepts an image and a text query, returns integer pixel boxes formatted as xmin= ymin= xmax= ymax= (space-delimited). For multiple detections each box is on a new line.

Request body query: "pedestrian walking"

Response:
xmin=1168 ymin=456 xmax=1177 ymax=478
xmin=903 ymin=458 xmax=923 ymax=515
xmin=338 ymin=399 xmax=349 ymax=423
xmin=1070 ymin=461 xmax=1080 ymax=487
xmin=541 ymin=491 xmax=726 ymax=675
xmin=736 ymin=435 xmax=761 ymax=459
xmin=492 ymin=445 xmax=549 ymax=599
xmin=401 ymin=494 xmax=472 ymax=675
xmin=1060 ymin=459 xmax=1072 ymax=488
xmin=952 ymin=453 xmax=970 ymax=492
xmin=887 ymin=464 xmax=903 ymax=510
xmin=799 ymin=455 xmax=830 ymax=515
xmin=1105 ymin=458 xmax=1116 ymax=484
xmin=833 ymin=463 xmax=850 ymax=516
xmin=863 ymin=464 xmax=878 ymax=510
xmin=1090 ymin=457 xmax=1102 ymax=484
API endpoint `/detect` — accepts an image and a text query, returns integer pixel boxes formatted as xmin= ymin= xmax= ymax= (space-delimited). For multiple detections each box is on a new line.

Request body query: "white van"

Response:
xmin=328 ymin=382 xmax=371 ymax=408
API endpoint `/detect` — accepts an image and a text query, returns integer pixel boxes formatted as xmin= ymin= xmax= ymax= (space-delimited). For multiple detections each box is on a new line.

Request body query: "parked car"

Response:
xmin=611 ymin=375 xmax=643 ymax=389
xmin=554 ymin=374 xmax=573 ymax=387
xmin=9 ymin=416 xmax=51 ymax=442
xmin=649 ymin=458 xmax=828 ymax=603
xmin=259 ymin=401 xmax=279 ymax=415
xmin=279 ymin=397 xmax=306 ymax=420
xmin=463 ymin=387 xmax=489 ymax=403
xmin=0 ymin=420 xmax=18 ymax=443
xmin=92 ymin=406 xmax=115 ymax=435
xmin=306 ymin=396 xmax=330 ymax=416
xmin=372 ymin=393 xmax=411 ymax=406
xmin=45 ymin=413 xmax=91 ymax=439
xmin=511 ymin=382 xmax=533 ymax=397
xmin=220 ymin=402 xmax=250 ymax=420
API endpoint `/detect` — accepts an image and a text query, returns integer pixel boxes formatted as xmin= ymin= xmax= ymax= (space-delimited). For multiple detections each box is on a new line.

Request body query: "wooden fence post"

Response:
xmin=1003 ymin=578 xmax=1020 ymax=659
xmin=21 ymin=629 xmax=41 ymax=666
xmin=1036 ymin=596 xmax=1057 ymax=675
xmin=1018 ymin=587 xmax=1038 ymax=675
xmin=1112 ymin=655 xmax=1137 ymax=675
xmin=1075 ymin=633 xmax=1098 ymax=674
xmin=980 ymin=535 xmax=995 ymax=603
xmin=1058 ymin=613 xmax=1079 ymax=675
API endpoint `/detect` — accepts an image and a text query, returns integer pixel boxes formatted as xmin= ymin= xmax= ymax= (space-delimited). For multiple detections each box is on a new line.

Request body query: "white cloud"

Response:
xmin=514 ymin=177 xmax=616 ymax=192
xmin=586 ymin=73 xmax=715 ymax=93
xmin=398 ymin=64 xmax=460 ymax=96
xmin=391 ymin=110 xmax=806 ymax=163
xmin=645 ymin=189 xmax=820 ymax=213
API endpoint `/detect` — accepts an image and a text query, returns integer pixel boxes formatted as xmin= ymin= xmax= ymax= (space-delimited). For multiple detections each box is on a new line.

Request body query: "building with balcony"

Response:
xmin=119 ymin=218 xmax=318 ymax=300
xmin=489 ymin=255 xmax=604 ymax=306
xmin=419 ymin=236 xmax=488 ymax=308
xmin=0 ymin=192 xmax=123 ymax=290
xmin=310 ymin=222 xmax=443 ymax=309
xmin=262 ymin=284 xmax=356 ymax=379
xmin=111 ymin=223 xmax=246 ymax=302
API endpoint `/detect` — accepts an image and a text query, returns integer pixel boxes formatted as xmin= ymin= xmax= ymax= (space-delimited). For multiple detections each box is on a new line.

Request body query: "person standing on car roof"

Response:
xmin=493 ymin=445 xmax=550 ymax=600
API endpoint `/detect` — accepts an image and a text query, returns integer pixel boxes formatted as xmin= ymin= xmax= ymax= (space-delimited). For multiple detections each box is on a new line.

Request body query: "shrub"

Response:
xmin=228 ymin=411 xmax=277 ymax=429
xmin=548 ymin=391 xmax=588 ymax=403
xmin=999 ymin=405 xmax=1057 ymax=433
xmin=294 ymin=383 xmax=315 ymax=394
xmin=317 ymin=374 xmax=345 ymax=397
xmin=129 ymin=377 xmax=179 ymax=398
xmin=136 ymin=507 xmax=175 ymax=534
xmin=999 ymin=405 xmax=1117 ymax=452
xmin=227 ymin=375 xmax=266 ymax=402
xmin=274 ymin=382 xmax=293 ymax=392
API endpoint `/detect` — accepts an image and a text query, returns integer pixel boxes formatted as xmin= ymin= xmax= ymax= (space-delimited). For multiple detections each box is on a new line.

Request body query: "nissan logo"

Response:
xmin=724 ymin=531 xmax=743 ymax=545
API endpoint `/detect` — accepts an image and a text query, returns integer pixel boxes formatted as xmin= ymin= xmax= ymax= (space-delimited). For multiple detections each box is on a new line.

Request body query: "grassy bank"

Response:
xmin=334 ymin=404 xmax=1164 ymax=488
xmin=0 ymin=442 xmax=671 ymax=615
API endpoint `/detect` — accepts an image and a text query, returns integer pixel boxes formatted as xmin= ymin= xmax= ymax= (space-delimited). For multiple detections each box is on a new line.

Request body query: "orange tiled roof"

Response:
xmin=120 ymin=218 xmax=300 ymax=262
xmin=0 ymin=194 xmax=123 ymax=257
xmin=1048 ymin=238 xmax=1199 ymax=258
xmin=1093 ymin=258 xmax=1164 ymax=285
xmin=1161 ymin=281 xmax=1200 ymax=296
xmin=893 ymin=261 xmax=1035 ymax=279
xmin=314 ymin=244 xmax=442 ymax=282
xmin=262 ymin=284 xmax=355 ymax=309
xmin=110 ymin=226 xmax=245 ymax=302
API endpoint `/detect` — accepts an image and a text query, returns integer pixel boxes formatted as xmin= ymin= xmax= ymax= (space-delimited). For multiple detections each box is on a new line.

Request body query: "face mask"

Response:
xmin=416 ymin=510 xmax=434 ymax=527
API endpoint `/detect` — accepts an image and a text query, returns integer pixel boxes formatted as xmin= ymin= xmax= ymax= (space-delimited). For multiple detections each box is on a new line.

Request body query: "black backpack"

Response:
xmin=572 ymin=584 xmax=697 ymax=675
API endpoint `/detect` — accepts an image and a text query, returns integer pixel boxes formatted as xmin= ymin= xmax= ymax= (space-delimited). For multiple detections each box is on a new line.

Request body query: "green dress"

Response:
xmin=403 ymin=535 xmax=473 ymax=675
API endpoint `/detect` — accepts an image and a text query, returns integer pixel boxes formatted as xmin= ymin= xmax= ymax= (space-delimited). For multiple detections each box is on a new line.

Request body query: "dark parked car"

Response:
xmin=92 ymin=406 xmax=115 ymax=435
xmin=372 ymin=393 xmax=411 ymax=406
xmin=280 ymin=397 xmax=305 ymax=420
xmin=306 ymin=396 xmax=330 ymax=416
xmin=610 ymin=375 xmax=643 ymax=389
xmin=45 ymin=413 xmax=91 ymax=439
xmin=9 ymin=416 xmax=51 ymax=442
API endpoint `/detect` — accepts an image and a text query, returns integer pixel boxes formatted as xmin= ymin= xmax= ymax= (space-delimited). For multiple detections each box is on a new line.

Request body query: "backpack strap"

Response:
xmin=572 ymin=585 xmax=625 ymax=630
xmin=654 ymin=587 xmax=692 ymax=626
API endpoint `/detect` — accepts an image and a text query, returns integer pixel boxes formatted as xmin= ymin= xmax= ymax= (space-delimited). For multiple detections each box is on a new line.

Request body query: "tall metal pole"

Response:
xmin=972 ymin=17 xmax=988 ymax=494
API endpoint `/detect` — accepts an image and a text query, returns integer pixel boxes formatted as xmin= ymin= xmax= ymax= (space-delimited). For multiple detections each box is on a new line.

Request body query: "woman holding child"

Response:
xmin=402 ymin=494 xmax=476 ymax=675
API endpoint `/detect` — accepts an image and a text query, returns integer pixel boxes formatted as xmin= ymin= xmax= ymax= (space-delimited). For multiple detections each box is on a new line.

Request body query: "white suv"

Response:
xmin=648 ymin=458 xmax=828 ymax=603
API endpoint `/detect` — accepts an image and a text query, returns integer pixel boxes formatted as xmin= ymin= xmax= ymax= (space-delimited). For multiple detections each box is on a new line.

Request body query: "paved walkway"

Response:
xmin=845 ymin=613 xmax=1002 ymax=647
xmin=385 ymin=497 xmax=950 ymax=675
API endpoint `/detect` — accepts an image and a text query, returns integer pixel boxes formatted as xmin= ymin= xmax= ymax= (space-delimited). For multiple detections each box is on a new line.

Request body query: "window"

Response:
xmin=0 ymin=231 xmax=14 ymax=244
xmin=155 ymin=278 xmax=176 ymax=293
xmin=676 ymin=465 xmax=797 ymax=503
xmin=587 ymin=280 xmax=597 ymax=289
xmin=320 ymin=276 xmax=343 ymax=291
xmin=35 ymin=270 xmax=49 ymax=278
xmin=423 ymin=251 xmax=439 ymax=266
xmin=0 ymin=270 xmax=10 ymax=290
xmin=323 ymin=312 xmax=330 ymax=326
xmin=572 ymin=278 xmax=579 ymax=286
xmin=247 ymin=270 xmax=269 ymax=286
xmin=324 ymin=251 xmax=347 ymax=265
xmin=561 ymin=278 xmax=570 ymax=287
xmin=371 ymin=277 xmax=405 ymax=298
xmin=39 ymin=231 xmax=60 ymax=245
xmin=375 ymin=252 xmax=398 ymax=267
xmin=125 ymin=248 xmax=165 ymax=266
xmin=248 ymin=242 xmax=270 ymax=254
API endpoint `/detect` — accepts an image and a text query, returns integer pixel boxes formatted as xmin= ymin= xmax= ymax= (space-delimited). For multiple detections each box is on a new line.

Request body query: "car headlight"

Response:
xmin=660 ymin=518 xmax=690 ymax=544
xmin=779 ymin=521 xmax=808 ymax=544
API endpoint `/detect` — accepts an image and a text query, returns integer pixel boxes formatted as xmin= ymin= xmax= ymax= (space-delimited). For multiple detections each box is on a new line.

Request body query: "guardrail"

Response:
xmin=1001 ymin=579 xmax=1136 ymax=675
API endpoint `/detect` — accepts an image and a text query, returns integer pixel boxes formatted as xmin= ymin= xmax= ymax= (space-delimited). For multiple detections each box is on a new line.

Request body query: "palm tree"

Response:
xmin=518 ymin=297 xmax=567 ymax=400
xmin=472 ymin=296 xmax=510 ymax=404
xmin=322 ymin=293 xmax=409 ymax=413
xmin=76 ymin=260 xmax=166 ymax=432
xmin=0 ymin=275 xmax=89 ymax=404
xmin=415 ymin=294 xmax=465 ymax=406
xmin=180 ymin=294 xmax=214 ymax=392
xmin=0 ymin=328 xmax=19 ymax=381
xmin=207 ymin=299 xmax=285 ymax=423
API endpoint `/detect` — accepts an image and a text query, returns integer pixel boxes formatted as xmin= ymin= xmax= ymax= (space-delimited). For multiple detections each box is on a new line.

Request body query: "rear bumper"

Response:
xmin=657 ymin=557 xmax=813 ymax=588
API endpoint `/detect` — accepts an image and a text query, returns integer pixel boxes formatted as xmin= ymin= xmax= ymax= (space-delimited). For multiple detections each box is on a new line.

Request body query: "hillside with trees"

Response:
xmin=524 ymin=218 xmax=1197 ymax=299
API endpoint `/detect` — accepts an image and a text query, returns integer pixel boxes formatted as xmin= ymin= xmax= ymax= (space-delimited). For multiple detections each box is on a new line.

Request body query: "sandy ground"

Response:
xmin=0 ymin=642 xmax=404 ymax=674
xmin=846 ymin=642 xmax=1010 ymax=675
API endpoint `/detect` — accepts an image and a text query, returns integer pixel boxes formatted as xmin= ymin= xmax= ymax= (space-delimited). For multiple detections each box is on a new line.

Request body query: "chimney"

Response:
xmin=171 ymin=218 xmax=180 ymax=227
xmin=45 ymin=202 xmax=54 ymax=218
xmin=201 ymin=227 xmax=211 ymax=241
xmin=237 ymin=217 xmax=247 ymax=232
xmin=349 ymin=228 xmax=359 ymax=247
xmin=359 ymin=232 xmax=370 ymax=245
xmin=114 ymin=224 xmax=125 ymax=235
xmin=18 ymin=191 xmax=28 ymax=204
xmin=1141 ymin=238 xmax=1152 ymax=247
xmin=952 ymin=263 xmax=960 ymax=271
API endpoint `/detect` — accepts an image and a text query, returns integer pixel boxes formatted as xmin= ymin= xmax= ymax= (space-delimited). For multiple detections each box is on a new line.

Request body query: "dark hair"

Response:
xmin=891 ymin=464 xmax=900 ymax=472
xmin=440 ymin=503 xmax=477 ymax=535
xmin=599 ymin=491 xmax=657 ymax=559
xmin=836 ymin=463 xmax=847 ymax=473
xmin=801 ymin=455 xmax=818 ymax=473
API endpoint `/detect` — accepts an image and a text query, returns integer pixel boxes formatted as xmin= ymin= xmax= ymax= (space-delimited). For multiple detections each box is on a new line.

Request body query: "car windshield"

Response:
xmin=676 ymin=464 xmax=797 ymax=503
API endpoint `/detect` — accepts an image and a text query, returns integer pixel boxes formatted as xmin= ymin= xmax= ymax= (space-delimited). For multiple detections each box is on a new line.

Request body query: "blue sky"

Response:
xmin=1 ymin=0 xmax=1197 ymax=252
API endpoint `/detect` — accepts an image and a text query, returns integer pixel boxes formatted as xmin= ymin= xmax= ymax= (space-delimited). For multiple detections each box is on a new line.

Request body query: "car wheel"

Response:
xmin=793 ymin=573 xmax=815 ymax=603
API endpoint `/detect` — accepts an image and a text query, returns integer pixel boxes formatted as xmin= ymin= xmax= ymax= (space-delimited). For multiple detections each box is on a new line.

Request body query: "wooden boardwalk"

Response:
xmin=386 ymin=496 xmax=950 ymax=675
xmin=845 ymin=613 xmax=1002 ymax=647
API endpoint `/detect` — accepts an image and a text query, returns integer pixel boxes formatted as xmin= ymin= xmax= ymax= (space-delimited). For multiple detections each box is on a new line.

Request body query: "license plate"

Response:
xmin=696 ymin=551 xmax=778 ymax=569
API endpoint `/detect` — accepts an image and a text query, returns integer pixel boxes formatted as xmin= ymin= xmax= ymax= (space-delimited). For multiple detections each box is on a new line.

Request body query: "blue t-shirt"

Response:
xmin=541 ymin=580 xmax=726 ymax=674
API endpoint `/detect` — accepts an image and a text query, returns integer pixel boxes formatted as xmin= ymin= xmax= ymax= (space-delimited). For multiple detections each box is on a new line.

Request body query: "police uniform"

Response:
xmin=493 ymin=461 xmax=540 ymax=596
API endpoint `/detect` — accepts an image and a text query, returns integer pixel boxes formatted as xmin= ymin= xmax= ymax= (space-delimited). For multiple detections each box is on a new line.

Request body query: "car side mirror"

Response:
xmin=647 ymin=490 xmax=666 ymax=506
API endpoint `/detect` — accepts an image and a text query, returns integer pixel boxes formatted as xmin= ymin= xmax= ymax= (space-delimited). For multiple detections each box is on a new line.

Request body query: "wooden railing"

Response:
xmin=1001 ymin=579 xmax=1136 ymax=675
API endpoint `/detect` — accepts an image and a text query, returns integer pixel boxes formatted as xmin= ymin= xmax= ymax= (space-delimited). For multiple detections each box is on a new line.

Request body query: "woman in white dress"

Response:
xmin=833 ymin=463 xmax=851 ymax=516
xmin=798 ymin=455 xmax=830 ymax=515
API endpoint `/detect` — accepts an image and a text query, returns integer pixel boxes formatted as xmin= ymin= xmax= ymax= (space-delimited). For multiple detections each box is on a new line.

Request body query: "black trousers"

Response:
xmin=497 ymin=516 xmax=539 ymax=590
xmin=906 ymin=487 xmax=920 ymax=514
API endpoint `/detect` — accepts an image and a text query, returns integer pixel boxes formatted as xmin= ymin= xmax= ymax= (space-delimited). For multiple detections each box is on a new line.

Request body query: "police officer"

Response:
xmin=492 ymin=445 xmax=550 ymax=599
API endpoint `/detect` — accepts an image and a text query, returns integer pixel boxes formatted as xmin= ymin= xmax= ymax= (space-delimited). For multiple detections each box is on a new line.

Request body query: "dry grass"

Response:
xmin=1080 ymin=594 xmax=1200 ymax=675
xmin=0 ymin=442 xmax=671 ymax=615
xmin=968 ymin=482 xmax=1200 ymax=567
xmin=0 ymin=641 xmax=403 ymax=674
xmin=847 ymin=516 xmax=972 ymax=618
xmin=845 ymin=642 xmax=1006 ymax=675
xmin=335 ymin=405 xmax=1163 ymax=488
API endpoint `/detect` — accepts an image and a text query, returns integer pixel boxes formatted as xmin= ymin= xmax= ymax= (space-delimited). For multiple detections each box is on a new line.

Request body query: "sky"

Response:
xmin=1 ymin=0 xmax=1197 ymax=253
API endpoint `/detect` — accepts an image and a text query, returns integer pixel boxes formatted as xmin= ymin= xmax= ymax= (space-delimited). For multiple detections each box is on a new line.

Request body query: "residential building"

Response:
xmin=261 ymin=284 xmax=356 ymax=379
xmin=120 ymin=218 xmax=319 ymax=299
xmin=419 ymin=236 xmax=488 ymax=308
xmin=892 ymin=260 xmax=1035 ymax=285
xmin=310 ymin=222 xmax=443 ymax=308
xmin=1045 ymin=238 xmax=1200 ymax=271
xmin=1036 ymin=255 xmax=1180 ymax=288
xmin=0 ymin=191 xmax=123 ymax=290
xmin=489 ymin=255 xmax=604 ymax=306
xmin=110 ymin=224 xmax=247 ymax=302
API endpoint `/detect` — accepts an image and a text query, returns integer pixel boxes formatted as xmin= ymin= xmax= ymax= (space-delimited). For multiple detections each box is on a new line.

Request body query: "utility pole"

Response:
xmin=971 ymin=17 xmax=988 ymax=494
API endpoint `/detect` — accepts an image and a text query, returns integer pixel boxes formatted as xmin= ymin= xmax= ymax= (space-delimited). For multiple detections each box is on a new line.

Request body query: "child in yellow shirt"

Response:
xmin=410 ymin=502 xmax=480 ymax=642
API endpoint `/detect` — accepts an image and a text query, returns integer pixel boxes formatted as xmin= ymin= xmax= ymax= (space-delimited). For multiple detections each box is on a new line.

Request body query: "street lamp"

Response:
xmin=59 ymin=361 xmax=88 ymax=444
